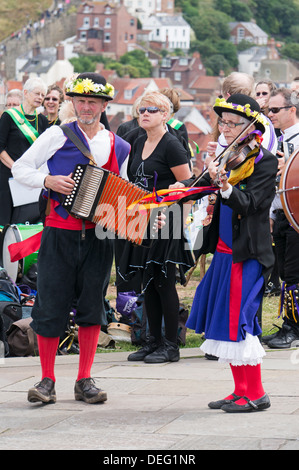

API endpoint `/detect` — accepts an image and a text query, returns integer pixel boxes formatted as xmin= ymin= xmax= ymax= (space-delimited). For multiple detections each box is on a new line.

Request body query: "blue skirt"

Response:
xmin=186 ymin=204 xmax=264 ymax=343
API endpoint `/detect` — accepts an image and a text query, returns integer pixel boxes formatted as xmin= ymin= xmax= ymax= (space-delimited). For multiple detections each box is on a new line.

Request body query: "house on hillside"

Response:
xmin=120 ymin=0 xmax=174 ymax=23
xmin=105 ymin=76 xmax=171 ymax=130
xmin=76 ymin=1 xmax=137 ymax=58
xmin=159 ymin=52 xmax=205 ymax=89
xmin=15 ymin=43 xmax=74 ymax=85
xmin=142 ymin=14 xmax=190 ymax=52
xmin=188 ymin=75 xmax=222 ymax=104
xmin=229 ymin=21 xmax=268 ymax=46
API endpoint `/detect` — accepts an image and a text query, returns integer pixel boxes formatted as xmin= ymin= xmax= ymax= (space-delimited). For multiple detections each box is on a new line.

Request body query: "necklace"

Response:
xmin=20 ymin=104 xmax=38 ymax=132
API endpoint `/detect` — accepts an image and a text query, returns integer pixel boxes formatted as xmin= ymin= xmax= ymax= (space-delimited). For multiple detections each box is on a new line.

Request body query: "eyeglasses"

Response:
xmin=256 ymin=91 xmax=268 ymax=97
xmin=139 ymin=107 xmax=162 ymax=114
xmin=218 ymin=119 xmax=245 ymax=129
xmin=44 ymin=97 xmax=59 ymax=102
xmin=268 ymin=106 xmax=292 ymax=114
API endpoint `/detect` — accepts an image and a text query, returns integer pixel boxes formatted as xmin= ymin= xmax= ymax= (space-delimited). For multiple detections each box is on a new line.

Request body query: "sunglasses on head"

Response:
xmin=256 ymin=91 xmax=268 ymax=97
xmin=268 ymin=106 xmax=292 ymax=114
xmin=44 ymin=97 xmax=59 ymax=102
xmin=139 ymin=106 xmax=162 ymax=114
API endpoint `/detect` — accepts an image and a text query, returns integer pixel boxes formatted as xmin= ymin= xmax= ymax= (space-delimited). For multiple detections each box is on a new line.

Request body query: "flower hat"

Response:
xmin=65 ymin=72 xmax=114 ymax=101
xmin=213 ymin=93 xmax=267 ymax=134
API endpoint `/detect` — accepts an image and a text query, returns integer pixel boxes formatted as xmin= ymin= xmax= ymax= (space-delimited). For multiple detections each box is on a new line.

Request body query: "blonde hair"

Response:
xmin=222 ymin=72 xmax=255 ymax=98
xmin=140 ymin=91 xmax=171 ymax=114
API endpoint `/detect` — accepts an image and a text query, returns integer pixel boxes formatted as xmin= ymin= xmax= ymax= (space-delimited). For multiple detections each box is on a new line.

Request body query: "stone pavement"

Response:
xmin=1 ymin=346 xmax=299 ymax=452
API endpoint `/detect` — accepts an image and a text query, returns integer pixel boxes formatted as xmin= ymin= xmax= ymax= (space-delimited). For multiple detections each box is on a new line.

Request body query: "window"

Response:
xmin=104 ymin=32 xmax=111 ymax=42
xmin=174 ymin=72 xmax=181 ymax=81
xmin=104 ymin=18 xmax=111 ymax=28
xmin=83 ymin=17 xmax=90 ymax=28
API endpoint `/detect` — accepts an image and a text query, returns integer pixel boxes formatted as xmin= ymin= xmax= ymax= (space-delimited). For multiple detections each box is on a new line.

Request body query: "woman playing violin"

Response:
xmin=186 ymin=94 xmax=278 ymax=413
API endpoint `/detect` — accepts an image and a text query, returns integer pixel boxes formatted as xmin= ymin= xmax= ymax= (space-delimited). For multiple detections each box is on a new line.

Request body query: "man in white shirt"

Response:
xmin=12 ymin=73 xmax=130 ymax=405
xmin=264 ymin=87 xmax=299 ymax=348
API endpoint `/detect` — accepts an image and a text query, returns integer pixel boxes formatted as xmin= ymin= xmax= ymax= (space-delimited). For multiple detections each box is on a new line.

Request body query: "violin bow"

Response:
xmin=189 ymin=116 xmax=259 ymax=188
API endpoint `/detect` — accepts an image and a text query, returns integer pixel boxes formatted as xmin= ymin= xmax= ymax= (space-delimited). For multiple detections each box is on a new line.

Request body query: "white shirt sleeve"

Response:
xmin=220 ymin=184 xmax=233 ymax=199
xmin=12 ymin=126 xmax=67 ymax=188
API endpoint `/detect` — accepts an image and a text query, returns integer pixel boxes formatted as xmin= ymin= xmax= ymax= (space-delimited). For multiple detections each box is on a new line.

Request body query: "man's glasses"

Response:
xmin=256 ymin=91 xmax=269 ymax=97
xmin=139 ymin=107 xmax=162 ymax=114
xmin=44 ymin=97 xmax=59 ymax=102
xmin=218 ymin=119 xmax=245 ymax=129
xmin=268 ymin=106 xmax=292 ymax=114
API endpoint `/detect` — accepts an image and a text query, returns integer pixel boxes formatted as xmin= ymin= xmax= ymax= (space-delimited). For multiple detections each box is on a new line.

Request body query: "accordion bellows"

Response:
xmin=63 ymin=164 xmax=152 ymax=245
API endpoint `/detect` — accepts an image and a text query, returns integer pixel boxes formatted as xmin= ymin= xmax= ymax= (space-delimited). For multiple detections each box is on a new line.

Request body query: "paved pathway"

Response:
xmin=1 ymin=347 xmax=299 ymax=452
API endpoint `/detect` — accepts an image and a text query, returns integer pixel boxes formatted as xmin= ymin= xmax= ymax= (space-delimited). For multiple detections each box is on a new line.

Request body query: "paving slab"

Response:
xmin=0 ymin=346 xmax=299 ymax=453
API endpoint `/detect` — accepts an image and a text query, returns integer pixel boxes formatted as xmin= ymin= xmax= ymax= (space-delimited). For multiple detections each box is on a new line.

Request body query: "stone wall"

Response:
xmin=1 ymin=9 xmax=79 ymax=80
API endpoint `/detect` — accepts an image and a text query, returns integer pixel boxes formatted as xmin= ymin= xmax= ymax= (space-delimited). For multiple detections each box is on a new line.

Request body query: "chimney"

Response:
xmin=32 ymin=43 xmax=41 ymax=57
xmin=56 ymin=43 xmax=65 ymax=60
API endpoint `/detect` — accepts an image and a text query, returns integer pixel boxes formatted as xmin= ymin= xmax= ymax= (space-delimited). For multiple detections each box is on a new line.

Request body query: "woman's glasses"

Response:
xmin=218 ymin=118 xmax=245 ymax=129
xmin=44 ymin=97 xmax=59 ymax=102
xmin=139 ymin=107 xmax=162 ymax=114
xmin=256 ymin=91 xmax=269 ymax=97
xmin=268 ymin=106 xmax=292 ymax=114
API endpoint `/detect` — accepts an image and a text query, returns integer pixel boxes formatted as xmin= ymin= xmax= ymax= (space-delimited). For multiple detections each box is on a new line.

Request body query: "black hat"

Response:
xmin=65 ymin=72 xmax=114 ymax=100
xmin=213 ymin=93 xmax=267 ymax=134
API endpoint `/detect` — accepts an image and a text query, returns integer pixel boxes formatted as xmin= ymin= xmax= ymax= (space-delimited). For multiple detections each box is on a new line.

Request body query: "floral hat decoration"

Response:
xmin=213 ymin=93 xmax=267 ymax=134
xmin=65 ymin=72 xmax=114 ymax=101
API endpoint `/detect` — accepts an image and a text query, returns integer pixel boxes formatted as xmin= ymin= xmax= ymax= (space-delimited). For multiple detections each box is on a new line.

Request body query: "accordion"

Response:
xmin=62 ymin=164 xmax=154 ymax=246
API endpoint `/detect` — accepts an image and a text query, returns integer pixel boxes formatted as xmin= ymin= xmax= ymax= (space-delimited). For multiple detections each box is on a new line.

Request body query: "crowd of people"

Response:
xmin=0 ymin=68 xmax=298 ymax=413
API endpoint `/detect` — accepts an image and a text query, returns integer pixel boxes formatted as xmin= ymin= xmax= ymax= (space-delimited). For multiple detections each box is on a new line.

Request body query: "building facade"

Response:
xmin=76 ymin=1 xmax=137 ymax=58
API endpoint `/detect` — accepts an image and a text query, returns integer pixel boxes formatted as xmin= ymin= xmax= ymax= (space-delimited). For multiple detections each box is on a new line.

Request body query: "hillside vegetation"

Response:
xmin=0 ymin=0 xmax=51 ymax=41
xmin=3 ymin=0 xmax=299 ymax=74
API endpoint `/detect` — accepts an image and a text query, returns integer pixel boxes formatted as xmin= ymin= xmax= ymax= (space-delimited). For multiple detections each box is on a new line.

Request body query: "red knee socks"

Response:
xmin=37 ymin=335 xmax=60 ymax=382
xmin=226 ymin=363 xmax=265 ymax=405
xmin=77 ymin=325 xmax=101 ymax=381
xmin=37 ymin=325 xmax=101 ymax=384
xmin=224 ymin=364 xmax=247 ymax=400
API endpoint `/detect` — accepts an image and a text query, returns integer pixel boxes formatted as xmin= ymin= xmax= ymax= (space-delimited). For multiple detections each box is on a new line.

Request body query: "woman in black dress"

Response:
xmin=0 ymin=77 xmax=49 ymax=226
xmin=118 ymin=91 xmax=193 ymax=363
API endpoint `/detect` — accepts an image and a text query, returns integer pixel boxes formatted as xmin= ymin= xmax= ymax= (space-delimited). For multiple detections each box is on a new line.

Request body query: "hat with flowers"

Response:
xmin=65 ymin=72 xmax=114 ymax=101
xmin=213 ymin=93 xmax=267 ymax=134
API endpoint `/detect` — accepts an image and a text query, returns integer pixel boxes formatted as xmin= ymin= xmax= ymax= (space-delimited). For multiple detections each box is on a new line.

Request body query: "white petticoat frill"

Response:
xmin=200 ymin=333 xmax=266 ymax=366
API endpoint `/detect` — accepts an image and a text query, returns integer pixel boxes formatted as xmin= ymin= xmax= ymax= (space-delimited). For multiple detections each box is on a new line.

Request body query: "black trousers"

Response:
xmin=31 ymin=226 xmax=113 ymax=337
xmin=273 ymin=211 xmax=299 ymax=284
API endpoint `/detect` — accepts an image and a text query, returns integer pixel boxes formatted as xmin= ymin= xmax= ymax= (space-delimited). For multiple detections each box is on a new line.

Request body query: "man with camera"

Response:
xmin=264 ymin=87 xmax=299 ymax=348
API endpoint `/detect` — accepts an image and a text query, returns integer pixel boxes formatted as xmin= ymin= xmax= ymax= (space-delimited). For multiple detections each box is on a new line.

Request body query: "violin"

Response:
xmin=189 ymin=117 xmax=259 ymax=188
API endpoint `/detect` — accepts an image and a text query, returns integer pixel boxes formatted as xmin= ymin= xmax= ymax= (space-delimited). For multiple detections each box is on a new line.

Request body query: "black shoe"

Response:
xmin=127 ymin=337 xmax=159 ymax=361
xmin=264 ymin=283 xmax=281 ymax=296
xmin=221 ymin=393 xmax=271 ymax=413
xmin=267 ymin=323 xmax=299 ymax=349
xmin=261 ymin=324 xmax=281 ymax=345
xmin=74 ymin=377 xmax=107 ymax=403
xmin=27 ymin=377 xmax=56 ymax=404
xmin=144 ymin=338 xmax=180 ymax=363
xmin=208 ymin=393 xmax=242 ymax=409
xmin=205 ymin=353 xmax=219 ymax=360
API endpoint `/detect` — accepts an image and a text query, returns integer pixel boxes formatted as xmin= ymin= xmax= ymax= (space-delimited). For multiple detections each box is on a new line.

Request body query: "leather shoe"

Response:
xmin=264 ymin=282 xmax=281 ymax=297
xmin=74 ymin=377 xmax=107 ymax=403
xmin=267 ymin=323 xmax=299 ymax=349
xmin=28 ymin=377 xmax=56 ymax=404
xmin=208 ymin=393 xmax=242 ymax=409
xmin=261 ymin=324 xmax=281 ymax=344
xmin=144 ymin=338 xmax=180 ymax=363
xmin=128 ymin=337 xmax=159 ymax=361
xmin=221 ymin=393 xmax=271 ymax=413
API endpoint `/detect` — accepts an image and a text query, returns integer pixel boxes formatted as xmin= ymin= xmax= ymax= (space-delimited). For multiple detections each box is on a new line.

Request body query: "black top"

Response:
xmin=0 ymin=110 xmax=49 ymax=180
xmin=130 ymin=132 xmax=189 ymax=192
